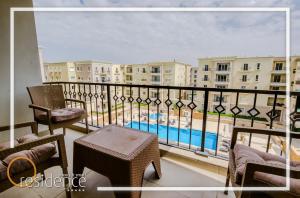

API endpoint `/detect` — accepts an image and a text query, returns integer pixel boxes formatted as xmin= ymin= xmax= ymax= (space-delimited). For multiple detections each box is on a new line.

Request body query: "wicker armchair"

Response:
xmin=27 ymin=85 xmax=89 ymax=135
xmin=0 ymin=122 xmax=70 ymax=197
xmin=224 ymin=127 xmax=300 ymax=198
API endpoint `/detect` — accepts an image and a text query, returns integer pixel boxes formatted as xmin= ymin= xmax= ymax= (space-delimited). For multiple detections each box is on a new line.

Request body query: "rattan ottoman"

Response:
xmin=73 ymin=125 xmax=162 ymax=198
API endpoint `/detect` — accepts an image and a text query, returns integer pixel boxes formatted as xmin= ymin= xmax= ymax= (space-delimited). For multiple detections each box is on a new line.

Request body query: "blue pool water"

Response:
xmin=149 ymin=113 xmax=163 ymax=120
xmin=125 ymin=121 xmax=217 ymax=150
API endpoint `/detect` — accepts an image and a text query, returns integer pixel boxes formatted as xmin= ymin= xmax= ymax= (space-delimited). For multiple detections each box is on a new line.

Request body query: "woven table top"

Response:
xmin=74 ymin=125 xmax=157 ymax=161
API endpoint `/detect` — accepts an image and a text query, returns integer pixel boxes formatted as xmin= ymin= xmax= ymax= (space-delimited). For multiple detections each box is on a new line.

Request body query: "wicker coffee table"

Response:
xmin=73 ymin=125 xmax=162 ymax=198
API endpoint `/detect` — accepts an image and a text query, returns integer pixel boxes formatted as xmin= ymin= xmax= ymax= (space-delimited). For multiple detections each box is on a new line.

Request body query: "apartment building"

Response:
xmin=44 ymin=62 xmax=76 ymax=82
xmin=123 ymin=61 xmax=191 ymax=103
xmin=191 ymin=56 xmax=300 ymax=121
xmin=44 ymin=61 xmax=123 ymax=83
xmin=74 ymin=61 xmax=124 ymax=83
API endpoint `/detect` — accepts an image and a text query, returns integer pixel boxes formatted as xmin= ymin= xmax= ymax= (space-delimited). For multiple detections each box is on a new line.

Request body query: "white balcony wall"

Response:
xmin=0 ymin=0 xmax=42 ymax=126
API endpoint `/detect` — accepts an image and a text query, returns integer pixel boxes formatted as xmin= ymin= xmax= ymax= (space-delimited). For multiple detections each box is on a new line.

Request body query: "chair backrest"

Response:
xmin=27 ymin=85 xmax=66 ymax=112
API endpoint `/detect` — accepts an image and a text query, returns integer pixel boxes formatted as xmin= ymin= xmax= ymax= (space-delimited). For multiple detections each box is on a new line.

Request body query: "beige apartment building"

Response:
xmin=44 ymin=60 xmax=123 ymax=84
xmin=44 ymin=61 xmax=76 ymax=82
xmin=123 ymin=61 xmax=191 ymax=103
xmin=191 ymin=56 xmax=300 ymax=122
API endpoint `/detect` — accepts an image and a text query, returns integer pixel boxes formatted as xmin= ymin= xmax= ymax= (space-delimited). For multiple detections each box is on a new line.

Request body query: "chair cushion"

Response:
xmin=1 ymin=134 xmax=57 ymax=176
xmin=233 ymin=144 xmax=300 ymax=195
xmin=38 ymin=108 xmax=86 ymax=123
xmin=233 ymin=144 xmax=286 ymax=184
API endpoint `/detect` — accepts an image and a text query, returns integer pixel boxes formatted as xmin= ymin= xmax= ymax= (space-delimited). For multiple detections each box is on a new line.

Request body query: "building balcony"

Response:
xmin=0 ymin=127 xmax=234 ymax=198
xmin=3 ymin=1 xmax=300 ymax=197
xmin=271 ymin=69 xmax=286 ymax=74
xmin=151 ymin=70 xmax=161 ymax=74
xmin=215 ymin=68 xmax=231 ymax=73
xmin=270 ymin=81 xmax=286 ymax=86
xmin=2 ymin=81 xmax=299 ymax=198
xmin=151 ymin=80 xmax=161 ymax=84
xmin=214 ymin=79 xmax=229 ymax=83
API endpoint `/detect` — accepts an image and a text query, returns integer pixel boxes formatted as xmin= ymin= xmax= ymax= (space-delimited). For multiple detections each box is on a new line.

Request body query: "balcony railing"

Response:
xmin=44 ymin=81 xmax=300 ymax=159
xmin=215 ymin=79 xmax=229 ymax=82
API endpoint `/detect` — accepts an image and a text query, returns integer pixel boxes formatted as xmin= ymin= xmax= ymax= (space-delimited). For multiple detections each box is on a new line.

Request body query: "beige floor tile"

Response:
xmin=0 ymin=186 xmax=41 ymax=198
xmin=0 ymin=128 xmax=235 ymax=198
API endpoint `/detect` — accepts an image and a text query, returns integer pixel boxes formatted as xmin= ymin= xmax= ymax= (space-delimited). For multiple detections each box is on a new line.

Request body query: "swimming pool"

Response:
xmin=125 ymin=121 xmax=217 ymax=150
xmin=149 ymin=113 xmax=164 ymax=120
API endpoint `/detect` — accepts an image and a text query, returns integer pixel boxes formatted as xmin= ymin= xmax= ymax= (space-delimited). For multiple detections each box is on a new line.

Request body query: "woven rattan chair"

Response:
xmin=224 ymin=127 xmax=300 ymax=198
xmin=27 ymin=85 xmax=89 ymax=135
xmin=0 ymin=122 xmax=70 ymax=197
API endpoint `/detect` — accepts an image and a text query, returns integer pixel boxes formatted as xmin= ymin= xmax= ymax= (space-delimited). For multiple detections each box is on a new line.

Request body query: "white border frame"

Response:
xmin=10 ymin=7 xmax=290 ymax=192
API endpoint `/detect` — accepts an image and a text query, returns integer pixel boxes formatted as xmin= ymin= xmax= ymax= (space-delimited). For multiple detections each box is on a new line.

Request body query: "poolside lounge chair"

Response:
xmin=219 ymin=146 xmax=229 ymax=153
xmin=222 ymin=138 xmax=231 ymax=145
xmin=290 ymin=112 xmax=300 ymax=131
xmin=170 ymin=119 xmax=176 ymax=125
xmin=224 ymin=127 xmax=300 ymax=198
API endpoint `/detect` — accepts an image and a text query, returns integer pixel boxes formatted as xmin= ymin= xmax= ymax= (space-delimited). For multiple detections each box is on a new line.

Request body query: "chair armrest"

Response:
xmin=29 ymin=104 xmax=52 ymax=123
xmin=230 ymin=127 xmax=300 ymax=149
xmin=29 ymin=104 xmax=51 ymax=112
xmin=65 ymin=99 xmax=86 ymax=109
xmin=0 ymin=122 xmax=38 ymax=135
xmin=0 ymin=134 xmax=64 ymax=160
xmin=241 ymin=160 xmax=300 ymax=187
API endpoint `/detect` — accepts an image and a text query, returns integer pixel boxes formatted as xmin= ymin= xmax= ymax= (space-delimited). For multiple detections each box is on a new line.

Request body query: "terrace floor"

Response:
xmin=0 ymin=127 xmax=235 ymax=198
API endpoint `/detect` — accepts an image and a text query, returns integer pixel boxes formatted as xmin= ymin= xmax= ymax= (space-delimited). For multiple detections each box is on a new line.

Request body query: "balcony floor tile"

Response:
xmin=0 ymin=127 xmax=234 ymax=198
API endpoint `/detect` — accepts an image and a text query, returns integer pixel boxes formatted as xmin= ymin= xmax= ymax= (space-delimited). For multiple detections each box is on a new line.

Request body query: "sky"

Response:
xmin=32 ymin=0 xmax=300 ymax=66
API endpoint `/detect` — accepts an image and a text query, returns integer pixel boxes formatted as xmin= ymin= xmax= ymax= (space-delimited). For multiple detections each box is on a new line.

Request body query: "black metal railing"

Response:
xmin=44 ymin=81 xmax=300 ymax=159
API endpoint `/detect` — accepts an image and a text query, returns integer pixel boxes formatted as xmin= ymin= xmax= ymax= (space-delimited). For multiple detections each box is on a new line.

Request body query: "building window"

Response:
xmin=241 ymin=86 xmax=246 ymax=89
xmin=256 ymin=75 xmax=259 ymax=81
xmin=194 ymin=75 xmax=197 ymax=78
xmin=152 ymin=76 xmax=160 ymax=82
xmin=214 ymin=95 xmax=225 ymax=102
xmin=194 ymin=79 xmax=196 ymax=83
xmin=142 ymin=68 xmax=146 ymax=73
xmin=204 ymin=85 xmax=207 ymax=87
xmin=243 ymin=64 xmax=248 ymax=71
xmin=242 ymin=75 xmax=247 ymax=82
xmin=254 ymin=86 xmax=257 ymax=90
xmin=272 ymin=86 xmax=280 ymax=90
xmin=151 ymin=67 xmax=160 ymax=73
xmin=275 ymin=62 xmax=283 ymax=70
xmin=273 ymin=75 xmax=281 ymax=82
xmin=216 ymin=75 xmax=227 ymax=82
xmin=217 ymin=63 xmax=229 ymax=71
xmin=204 ymin=65 xmax=209 ymax=71
xmin=204 ymin=75 xmax=208 ymax=81
xmin=257 ymin=63 xmax=260 ymax=70
xmin=194 ymin=70 xmax=197 ymax=73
